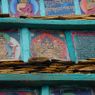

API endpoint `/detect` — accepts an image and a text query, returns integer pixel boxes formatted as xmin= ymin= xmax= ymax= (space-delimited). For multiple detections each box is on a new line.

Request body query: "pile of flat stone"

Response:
xmin=0 ymin=57 xmax=95 ymax=74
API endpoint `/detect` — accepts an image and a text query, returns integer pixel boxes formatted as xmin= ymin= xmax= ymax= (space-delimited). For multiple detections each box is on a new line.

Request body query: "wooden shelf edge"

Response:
xmin=0 ymin=18 xmax=95 ymax=30
xmin=0 ymin=74 xmax=94 ymax=87
xmin=0 ymin=74 xmax=94 ymax=81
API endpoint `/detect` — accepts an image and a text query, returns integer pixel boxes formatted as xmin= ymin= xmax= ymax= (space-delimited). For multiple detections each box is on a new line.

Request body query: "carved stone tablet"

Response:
xmin=44 ymin=0 xmax=75 ymax=16
xmin=72 ymin=32 xmax=95 ymax=60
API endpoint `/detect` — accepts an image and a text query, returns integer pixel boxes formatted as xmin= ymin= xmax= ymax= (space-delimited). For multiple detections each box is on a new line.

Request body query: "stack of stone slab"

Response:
xmin=0 ymin=57 xmax=94 ymax=74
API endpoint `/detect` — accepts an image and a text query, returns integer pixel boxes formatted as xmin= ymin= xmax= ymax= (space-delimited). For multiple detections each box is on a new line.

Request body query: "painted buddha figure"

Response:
xmin=17 ymin=0 xmax=33 ymax=16
xmin=10 ymin=0 xmax=39 ymax=17
xmin=31 ymin=33 xmax=69 ymax=61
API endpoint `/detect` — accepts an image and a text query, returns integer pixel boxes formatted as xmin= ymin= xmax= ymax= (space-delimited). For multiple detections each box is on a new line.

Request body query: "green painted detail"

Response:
xmin=40 ymin=0 xmax=45 ymax=16
xmin=20 ymin=29 xmax=23 ymax=61
xmin=65 ymin=32 xmax=76 ymax=62
xmin=41 ymin=86 xmax=49 ymax=95
xmin=74 ymin=0 xmax=81 ymax=15
xmin=1 ymin=0 xmax=9 ymax=14
xmin=0 ymin=32 xmax=10 ymax=42
xmin=74 ymin=35 xmax=79 ymax=62
xmin=20 ymin=28 xmax=30 ymax=62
